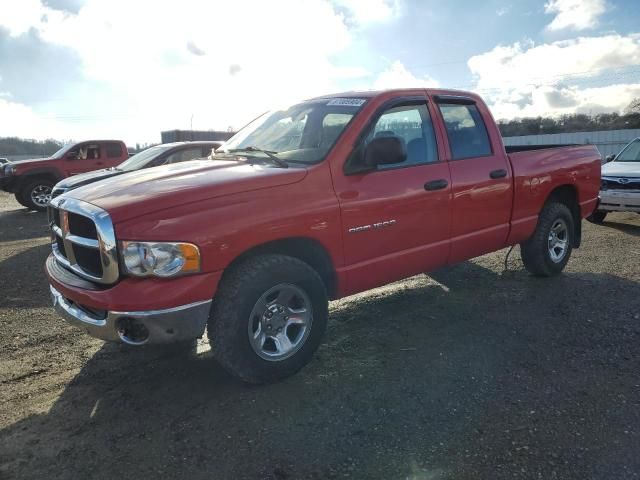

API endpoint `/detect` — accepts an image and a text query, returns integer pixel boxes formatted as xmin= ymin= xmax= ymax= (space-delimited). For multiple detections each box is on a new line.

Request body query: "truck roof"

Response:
xmin=309 ymin=88 xmax=481 ymax=101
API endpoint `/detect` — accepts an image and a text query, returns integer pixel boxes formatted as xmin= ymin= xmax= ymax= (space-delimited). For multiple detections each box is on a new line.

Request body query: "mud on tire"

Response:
xmin=208 ymin=254 xmax=328 ymax=384
xmin=520 ymin=202 xmax=574 ymax=277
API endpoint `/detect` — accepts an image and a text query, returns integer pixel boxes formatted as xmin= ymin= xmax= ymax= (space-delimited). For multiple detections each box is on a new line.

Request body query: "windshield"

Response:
xmin=52 ymin=144 xmax=74 ymax=158
xmin=218 ymin=97 xmax=367 ymax=164
xmin=118 ymin=144 xmax=175 ymax=171
xmin=616 ymin=138 xmax=640 ymax=162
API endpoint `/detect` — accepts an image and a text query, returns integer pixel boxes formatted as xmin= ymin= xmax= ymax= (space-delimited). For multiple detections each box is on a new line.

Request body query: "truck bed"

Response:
xmin=505 ymin=144 xmax=602 ymax=246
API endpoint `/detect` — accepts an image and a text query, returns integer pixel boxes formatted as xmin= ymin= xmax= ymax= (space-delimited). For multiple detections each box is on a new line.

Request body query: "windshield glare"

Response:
xmin=616 ymin=139 xmax=640 ymax=162
xmin=219 ymin=98 xmax=366 ymax=164
xmin=52 ymin=144 xmax=74 ymax=158
xmin=118 ymin=145 xmax=174 ymax=171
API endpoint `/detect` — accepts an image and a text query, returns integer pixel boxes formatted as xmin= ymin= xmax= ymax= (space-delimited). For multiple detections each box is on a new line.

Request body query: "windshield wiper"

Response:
xmin=227 ymin=146 xmax=288 ymax=168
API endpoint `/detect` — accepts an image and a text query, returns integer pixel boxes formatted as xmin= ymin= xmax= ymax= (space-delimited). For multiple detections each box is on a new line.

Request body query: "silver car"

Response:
xmin=590 ymin=137 xmax=640 ymax=223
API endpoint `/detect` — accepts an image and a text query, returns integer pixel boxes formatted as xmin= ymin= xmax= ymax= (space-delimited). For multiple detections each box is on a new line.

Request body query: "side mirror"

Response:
xmin=364 ymin=136 xmax=407 ymax=168
xmin=344 ymin=136 xmax=407 ymax=175
xmin=66 ymin=152 xmax=78 ymax=160
xmin=605 ymin=154 xmax=615 ymax=163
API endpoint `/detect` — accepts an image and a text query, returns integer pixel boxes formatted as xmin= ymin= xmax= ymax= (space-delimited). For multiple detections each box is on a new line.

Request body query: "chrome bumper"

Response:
xmin=50 ymin=286 xmax=211 ymax=345
xmin=598 ymin=189 xmax=640 ymax=212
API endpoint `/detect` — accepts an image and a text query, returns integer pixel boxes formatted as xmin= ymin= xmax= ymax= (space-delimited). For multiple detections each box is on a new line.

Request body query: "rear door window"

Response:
xmin=439 ymin=104 xmax=492 ymax=160
xmin=105 ymin=142 xmax=123 ymax=158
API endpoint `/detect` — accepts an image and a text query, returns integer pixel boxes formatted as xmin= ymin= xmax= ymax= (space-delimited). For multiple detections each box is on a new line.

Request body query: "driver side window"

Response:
xmin=67 ymin=144 xmax=100 ymax=160
xmin=366 ymin=103 xmax=438 ymax=169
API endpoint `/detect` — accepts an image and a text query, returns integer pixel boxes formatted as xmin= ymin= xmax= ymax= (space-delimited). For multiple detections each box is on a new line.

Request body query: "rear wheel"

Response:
xmin=520 ymin=202 xmax=574 ymax=277
xmin=208 ymin=254 xmax=328 ymax=384
xmin=587 ymin=210 xmax=607 ymax=224
xmin=20 ymin=178 xmax=54 ymax=211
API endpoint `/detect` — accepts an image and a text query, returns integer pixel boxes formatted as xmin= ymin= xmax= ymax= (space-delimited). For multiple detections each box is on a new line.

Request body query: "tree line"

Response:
xmin=498 ymin=97 xmax=640 ymax=137
xmin=0 ymin=137 xmax=63 ymax=157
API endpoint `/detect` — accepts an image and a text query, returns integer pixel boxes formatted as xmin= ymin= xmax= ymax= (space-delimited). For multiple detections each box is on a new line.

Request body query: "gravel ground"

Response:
xmin=0 ymin=191 xmax=639 ymax=480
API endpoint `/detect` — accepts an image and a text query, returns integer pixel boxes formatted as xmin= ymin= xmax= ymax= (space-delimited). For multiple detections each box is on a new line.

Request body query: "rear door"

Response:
xmin=334 ymin=95 xmax=452 ymax=294
xmin=433 ymin=96 xmax=512 ymax=263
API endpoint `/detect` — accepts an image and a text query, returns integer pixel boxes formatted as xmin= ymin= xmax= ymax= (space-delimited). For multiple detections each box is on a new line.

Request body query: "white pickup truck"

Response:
xmin=590 ymin=137 xmax=640 ymax=223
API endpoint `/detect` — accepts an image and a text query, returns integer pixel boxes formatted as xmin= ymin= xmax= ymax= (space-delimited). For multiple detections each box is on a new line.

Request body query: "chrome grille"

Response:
xmin=602 ymin=176 xmax=640 ymax=191
xmin=48 ymin=197 xmax=119 ymax=284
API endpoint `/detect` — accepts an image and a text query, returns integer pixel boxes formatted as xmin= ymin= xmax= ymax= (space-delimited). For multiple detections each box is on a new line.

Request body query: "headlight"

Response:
xmin=120 ymin=241 xmax=201 ymax=277
xmin=3 ymin=164 xmax=16 ymax=176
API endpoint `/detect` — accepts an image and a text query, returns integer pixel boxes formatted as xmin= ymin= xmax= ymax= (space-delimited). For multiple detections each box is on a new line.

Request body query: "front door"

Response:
xmin=65 ymin=143 xmax=104 ymax=175
xmin=333 ymin=96 xmax=452 ymax=295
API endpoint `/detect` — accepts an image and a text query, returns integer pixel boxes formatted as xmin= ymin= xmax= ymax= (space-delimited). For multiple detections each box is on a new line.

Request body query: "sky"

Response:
xmin=1 ymin=0 xmax=640 ymax=145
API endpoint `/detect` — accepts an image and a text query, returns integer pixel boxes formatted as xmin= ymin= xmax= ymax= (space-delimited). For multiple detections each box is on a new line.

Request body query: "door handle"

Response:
xmin=424 ymin=179 xmax=448 ymax=191
xmin=490 ymin=169 xmax=507 ymax=179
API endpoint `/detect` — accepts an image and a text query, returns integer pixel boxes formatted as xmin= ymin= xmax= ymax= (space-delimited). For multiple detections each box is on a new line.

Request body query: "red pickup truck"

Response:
xmin=46 ymin=89 xmax=600 ymax=383
xmin=0 ymin=140 xmax=128 ymax=210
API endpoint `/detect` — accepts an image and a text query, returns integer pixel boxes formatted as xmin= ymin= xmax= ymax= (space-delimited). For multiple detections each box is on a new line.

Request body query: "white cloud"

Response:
xmin=544 ymin=0 xmax=607 ymax=31
xmin=373 ymin=61 xmax=439 ymax=89
xmin=332 ymin=0 xmax=400 ymax=25
xmin=0 ymin=0 xmax=389 ymax=144
xmin=468 ymin=34 xmax=640 ymax=119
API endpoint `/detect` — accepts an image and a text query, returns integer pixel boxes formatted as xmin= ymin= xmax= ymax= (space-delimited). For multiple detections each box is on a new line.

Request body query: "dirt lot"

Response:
xmin=0 ymin=191 xmax=639 ymax=480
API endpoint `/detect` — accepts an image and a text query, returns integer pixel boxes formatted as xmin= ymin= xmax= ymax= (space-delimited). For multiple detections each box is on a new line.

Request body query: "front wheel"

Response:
xmin=208 ymin=254 xmax=328 ymax=384
xmin=520 ymin=202 xmax=574 ymax=277
xmin=20 ymin=179 xmax=54 ymax=211
xmin=14 ymin=191 xmax=31 ymax=209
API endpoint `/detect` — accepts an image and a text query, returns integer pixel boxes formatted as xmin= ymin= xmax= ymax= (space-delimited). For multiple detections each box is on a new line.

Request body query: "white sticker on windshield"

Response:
xmin=327 ymin=98 xmax=366 ymax=107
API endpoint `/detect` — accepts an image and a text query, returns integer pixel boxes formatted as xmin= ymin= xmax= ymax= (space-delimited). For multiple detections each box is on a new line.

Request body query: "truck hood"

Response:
xmin=65 ymin=159 xmax=308 ymax=222
xmin=602 ymin=161 xmax=640 ymax=178
xmin=10 ymin=158 xmax=56 ymax=175
xmin=10 ymin=157 xmax=55 ymax=165
xmin=56 ymin=168 xmax=122 ymax=190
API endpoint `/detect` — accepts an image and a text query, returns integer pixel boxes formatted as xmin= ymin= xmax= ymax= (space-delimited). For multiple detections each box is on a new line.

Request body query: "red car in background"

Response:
xmin=0 ymin=140 xmax=128 ymax=210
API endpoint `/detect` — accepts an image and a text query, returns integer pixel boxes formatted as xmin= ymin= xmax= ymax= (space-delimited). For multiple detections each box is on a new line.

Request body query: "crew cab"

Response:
xmin=51 ymin=141 xmax=222 ymax=199
xmin=589 ymin=137 xmax=640 ymax=223
xmin=45 ymin=89 xmax=601 ymax=384
xmin=0 ymin=140 xmax=128 ymax=210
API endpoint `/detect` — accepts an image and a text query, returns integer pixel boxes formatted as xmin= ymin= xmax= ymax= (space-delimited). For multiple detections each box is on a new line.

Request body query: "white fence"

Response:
xmin=503 ymin=129 xmax=640 ymax=158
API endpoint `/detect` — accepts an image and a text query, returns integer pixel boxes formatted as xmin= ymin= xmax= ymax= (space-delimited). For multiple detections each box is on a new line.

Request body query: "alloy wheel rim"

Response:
xmin=548 ymin=218 xmax=569 ymax=263
xmin=30 ymin=185 xmax=52 ymax=207
xmin=247 ymin=283 xmax=313 ymax=361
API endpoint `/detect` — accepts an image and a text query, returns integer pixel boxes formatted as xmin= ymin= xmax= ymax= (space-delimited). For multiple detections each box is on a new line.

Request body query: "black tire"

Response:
xmin=587 ymin=210 xmax=607 ymax=224
xmin=14 ymin=191 xmax=31 ymax=209
xmin=520 ymin=202 xmax=574 ymax=277
xmin=208 ymin=254 xmax=328 ymax=384
xmin=20 ymin=178 xmax=54 ymax=211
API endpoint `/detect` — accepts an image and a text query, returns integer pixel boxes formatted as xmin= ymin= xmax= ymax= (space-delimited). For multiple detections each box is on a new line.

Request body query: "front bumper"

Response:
xmin=598 ymin=189 xmax=640 ymax=213
xmin=50 ymin=285 xmax=212 ymax=345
